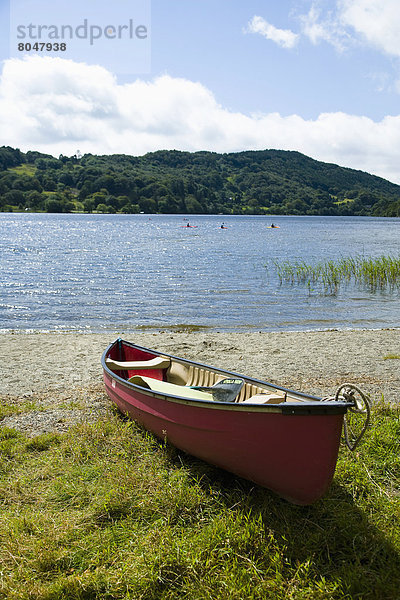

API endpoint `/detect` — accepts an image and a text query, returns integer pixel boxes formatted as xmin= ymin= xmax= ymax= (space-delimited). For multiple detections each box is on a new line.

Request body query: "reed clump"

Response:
xmin=274 ymin=255 xmax=400 ymax=294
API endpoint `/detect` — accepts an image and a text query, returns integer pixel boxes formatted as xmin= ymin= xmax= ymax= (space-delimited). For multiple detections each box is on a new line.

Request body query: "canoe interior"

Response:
xmin=104 ymin=339 xmax=317 ymax=405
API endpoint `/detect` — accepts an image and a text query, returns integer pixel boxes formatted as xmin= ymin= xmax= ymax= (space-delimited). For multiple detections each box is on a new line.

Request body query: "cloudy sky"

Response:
xmin=1 ymin=0 xmax=400 ymax=182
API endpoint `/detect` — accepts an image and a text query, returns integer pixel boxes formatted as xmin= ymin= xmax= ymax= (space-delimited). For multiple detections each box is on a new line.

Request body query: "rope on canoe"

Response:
xmin=324 ymin=384 xmax=371 ymax=451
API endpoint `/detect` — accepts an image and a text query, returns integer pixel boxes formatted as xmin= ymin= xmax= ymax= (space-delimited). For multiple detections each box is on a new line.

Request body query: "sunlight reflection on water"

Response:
xmin=1 ymin=213 xmax=399 ymax=332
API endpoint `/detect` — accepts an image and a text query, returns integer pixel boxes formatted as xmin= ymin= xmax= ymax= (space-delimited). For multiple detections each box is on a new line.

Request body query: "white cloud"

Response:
xmin=246 ymin=15 xmax=299 ymax=49
xmin=249 ymin=2 xmax=400 ymax=58
xmin=299 ymin=3 xmax=349 ymax=51
xmin=339 ymin=0 xmax=400 ymax=57
xmin=297 ymin=1 xmax=400 ymax=94
xmin=1 ymin=56 xmax=400 ymax=183
xmin=298 ymin=0 xmax=400 ymax=57
xmin=299 ymin=5 xmax=327 ymax=45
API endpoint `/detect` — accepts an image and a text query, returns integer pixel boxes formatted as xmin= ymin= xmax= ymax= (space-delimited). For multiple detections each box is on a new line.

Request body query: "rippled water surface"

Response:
xmin=1 ymin=213 xmax=399 ymax=332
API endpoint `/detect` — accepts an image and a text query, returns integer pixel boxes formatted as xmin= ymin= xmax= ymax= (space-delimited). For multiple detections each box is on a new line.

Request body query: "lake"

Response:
xmin=1 ymin=213 xmax=399 ymax=333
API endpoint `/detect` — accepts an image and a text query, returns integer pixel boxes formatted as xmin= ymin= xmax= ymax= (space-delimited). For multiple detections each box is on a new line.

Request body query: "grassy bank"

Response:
xmin=274 ymin=255 xmax=400 ymax=294
xmin=0 ymin=402 xmax=399 ymax=599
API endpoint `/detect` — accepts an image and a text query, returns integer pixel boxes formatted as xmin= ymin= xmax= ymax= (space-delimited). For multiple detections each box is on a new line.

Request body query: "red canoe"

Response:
xmin=102 ymin=339 xmax=358 ymax=505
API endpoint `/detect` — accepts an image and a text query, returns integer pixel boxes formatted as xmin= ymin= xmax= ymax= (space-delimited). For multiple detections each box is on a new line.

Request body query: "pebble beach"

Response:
xmin=1 ymin=329 xmax=399 ymax=437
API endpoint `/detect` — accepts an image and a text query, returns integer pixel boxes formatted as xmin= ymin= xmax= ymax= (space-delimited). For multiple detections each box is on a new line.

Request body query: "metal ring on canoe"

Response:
xmin=325 ymin=384 xmax=371 ymax=451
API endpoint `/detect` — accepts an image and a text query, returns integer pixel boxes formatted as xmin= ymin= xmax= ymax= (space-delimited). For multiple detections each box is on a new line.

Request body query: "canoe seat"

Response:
xmin=167 ymin=362 xmax=221 ymax=387
xmin=128 ymin=375 xmax=214 ymax=401
xmin=106 ymin=357 xmax=171 ymax=371
xmin=167 ymin=363 xmax=273 ymax=403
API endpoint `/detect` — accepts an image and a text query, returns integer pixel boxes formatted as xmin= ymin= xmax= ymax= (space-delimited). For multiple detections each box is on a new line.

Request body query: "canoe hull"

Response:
xmin=102 ymin=341 xmax=348 ymax=505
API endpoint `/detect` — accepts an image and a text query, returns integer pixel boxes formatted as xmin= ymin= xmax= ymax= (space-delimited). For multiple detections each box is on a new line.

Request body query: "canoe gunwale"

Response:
xmin=101 ymin=339 xmax=352 ymax=416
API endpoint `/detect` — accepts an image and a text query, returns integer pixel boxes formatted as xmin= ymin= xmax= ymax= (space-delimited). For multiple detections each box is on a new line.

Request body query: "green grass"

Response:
xmin=274 ymin=255 xmax=400 ymax=294
xmin=333 ymin=198 xmax=355 ymax=206
xmin=0 ymin=402 xmax=399 ymax=599
xmin=8 ymin=164 xmax=37 ymax=177
xmin=0 ymin=398 xmax=40 ymax=420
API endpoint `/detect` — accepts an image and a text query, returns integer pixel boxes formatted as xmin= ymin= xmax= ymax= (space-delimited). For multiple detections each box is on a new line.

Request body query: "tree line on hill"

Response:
xmin=0 ymin=145 xmax=399 ymax=217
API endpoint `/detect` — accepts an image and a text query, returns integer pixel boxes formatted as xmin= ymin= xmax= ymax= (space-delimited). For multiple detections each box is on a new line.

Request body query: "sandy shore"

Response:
xmin=1 ymin=330 xmax=399 ymax=436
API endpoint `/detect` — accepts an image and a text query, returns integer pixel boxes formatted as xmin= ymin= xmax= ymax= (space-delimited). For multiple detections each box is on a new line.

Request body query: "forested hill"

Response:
xmin=1 ymin=145 xmax=399 ymax=216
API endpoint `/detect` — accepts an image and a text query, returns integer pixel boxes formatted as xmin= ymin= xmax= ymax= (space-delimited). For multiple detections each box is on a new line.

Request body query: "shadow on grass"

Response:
xmin=112 ymin=409 xmax=399 ymax=598
xmin=163 ymin=441 xmax=400 ymax=599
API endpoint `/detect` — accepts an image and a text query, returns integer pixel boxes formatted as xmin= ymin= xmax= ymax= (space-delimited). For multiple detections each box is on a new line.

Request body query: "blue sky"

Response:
xmin=150 ymin=0 xmax=398 ymax=120
xmin=1 ymin=0 xmax=400 ymax=182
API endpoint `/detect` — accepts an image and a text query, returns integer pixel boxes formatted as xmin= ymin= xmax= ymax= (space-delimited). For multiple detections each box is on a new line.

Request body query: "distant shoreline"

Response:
xmin=1 ymin=210 xmax=399 ymax=218
xmin=2 ymin=326 xmax=399 ymax=335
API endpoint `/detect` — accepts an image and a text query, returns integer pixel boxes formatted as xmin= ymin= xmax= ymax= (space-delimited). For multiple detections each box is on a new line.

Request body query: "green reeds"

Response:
xmin=274 ymin=255 xmax=400 ymax=293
